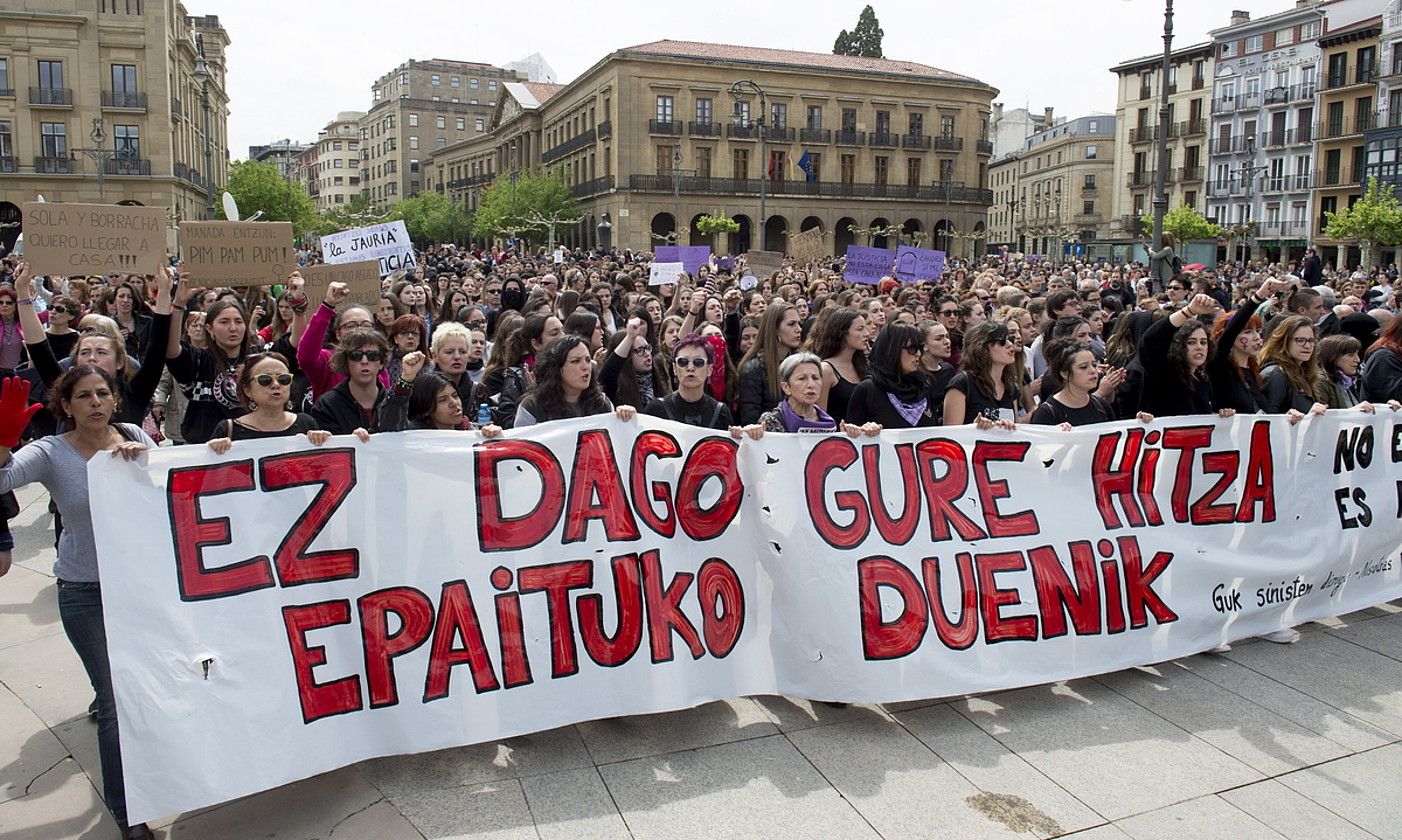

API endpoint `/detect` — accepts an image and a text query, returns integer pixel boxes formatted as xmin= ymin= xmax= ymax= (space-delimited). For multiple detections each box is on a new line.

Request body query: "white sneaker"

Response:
xmin=1209 ymin=644 xmax=1232 ymax=654
xmin=1261 ymin=628 xmax=1300 ymax=644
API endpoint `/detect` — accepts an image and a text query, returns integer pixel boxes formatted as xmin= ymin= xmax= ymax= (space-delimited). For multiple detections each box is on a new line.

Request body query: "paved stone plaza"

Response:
xmin=2 ymin=480 xmax=1400 ymax=840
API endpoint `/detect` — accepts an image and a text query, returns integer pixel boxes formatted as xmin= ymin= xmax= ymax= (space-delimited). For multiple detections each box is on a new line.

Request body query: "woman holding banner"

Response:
xmin=512 ymin=335 xmax=636 ymax=427
xmin=845 ymin=324 xmax=938 ymax=428
xmin=1259 ymin=315 xmax=1330 ymax=416
xmin=310 ymin=329 xmax=391 ymax=435
xmin=204 ymin=352 xmax=355 ymax=452
xmin=751 ymin=352 xmax=880 ymax=437
xmin=0 ymin=371 xmax=156 ymax=839
xmin=943 ymin=321 xmax=1023 ymax=428
xmin=379 ymin=350 xmax=504 ymax=434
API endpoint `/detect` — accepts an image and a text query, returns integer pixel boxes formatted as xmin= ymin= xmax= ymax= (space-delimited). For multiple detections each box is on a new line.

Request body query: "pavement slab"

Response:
xmin=1275 ymin=743 xmax=1402 ymax=839
xmin=575 ymin=697 xmax=778 ymax=765
xmin=1220 ymin=778 xmax=1377 ymax=840
xmin=1112 ymin=795 xmax=1286 ymax=840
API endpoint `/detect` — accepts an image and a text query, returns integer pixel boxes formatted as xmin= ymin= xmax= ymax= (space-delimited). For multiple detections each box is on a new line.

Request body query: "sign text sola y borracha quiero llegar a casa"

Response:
xmin=87 ymin=413 xmax=1402 ymax=823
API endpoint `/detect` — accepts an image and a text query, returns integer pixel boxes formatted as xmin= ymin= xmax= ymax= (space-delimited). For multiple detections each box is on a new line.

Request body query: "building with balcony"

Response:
xmin=248 ymin=138 xmax=310 ymax=178
xmin=1314 ymin=16 xmax=1384 ymax=267
xmin=1109 ymin=41 xmax=1214 ymax=242
xmin=359 ymin=58 xmax=522 ymax=208
xmin=423 ymin=39 xmax=997 ymax=255
xmin=304 ymin=111 xmax=364 ymax=211
xmin=988 ymin=115 xmax=1116 ymax=259
xmin=0 ymin=1 xmax=231 ymax=252
xmin=1361 ymin=2 xmax=1402 ymax=265
xmin=1205 ymin=3 xmax=1382 ymax=263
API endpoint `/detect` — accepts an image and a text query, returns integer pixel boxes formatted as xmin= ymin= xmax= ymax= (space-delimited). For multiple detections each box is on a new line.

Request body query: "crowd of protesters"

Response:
xmin=0 ymin=235 xmax=1401 ymax=837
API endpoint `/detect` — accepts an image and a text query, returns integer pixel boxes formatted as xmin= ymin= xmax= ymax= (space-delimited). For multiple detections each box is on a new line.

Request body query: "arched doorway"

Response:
xmin=690 ymin=214 xmax=713 ymax=251
xmin=902 ymin=218 xmax=922 ymax=247
xmin=834 ymin=216 xmax=856 ymax=256
xmin=870 ymin=217 xmax=892 ymax=250
xmin=115 ymin=199 xmax=145 ymax=206
xmin=763 ymin=214 xmax=788 ymax=252
xmin=934 ymin=219 xmax=954 ymax=253
xmin=651 ymin=212 xmax=677 ymax=245
xmin=729 ymin=214 xmax=753 ymax=255
xmin=0 ymin=202 xmax=19 ymax=253
xmin=800 ymin=215 xmax=823 ymax=233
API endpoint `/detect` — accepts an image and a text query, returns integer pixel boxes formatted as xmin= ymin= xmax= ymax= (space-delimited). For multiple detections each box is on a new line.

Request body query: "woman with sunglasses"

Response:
xmin=205 ymin=353 xmax=348 ymax=453
xmin=310 ymin=329 xmax=392 ymax=435
xmin=944 ymin=321 xmax=1023 ymax=429
xmin=0 ymin=369 xmax=157 ymax=838
xmin=603 ymin=317 xmax=670 ymax=412
xmin=297 ymin=281 xmax=388 ymax=403
xmin=43 ymin=294 xmax=82 ymax=360
xmin=643 ymin=333 xmax=734 ymax=429
xmin=846 ymin=323 xmax=938 ymax=428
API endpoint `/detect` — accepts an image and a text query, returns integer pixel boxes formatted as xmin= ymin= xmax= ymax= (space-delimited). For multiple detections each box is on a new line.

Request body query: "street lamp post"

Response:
xmin=192 ymin=48 xmax=215 ymax=218
xmin=729 ymin=80 xmax=767 ymax=251
xmin=1149 ymin=0 xmax=1175 ymax=287
xmin=70 ymin=117 xmax=113 ymax=202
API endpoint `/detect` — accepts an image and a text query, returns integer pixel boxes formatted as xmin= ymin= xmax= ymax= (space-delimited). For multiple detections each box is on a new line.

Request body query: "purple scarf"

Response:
xmin=779 ymin=400 xmax=837 ymax=433
xmin=886 ymin=392 xmax=929 ymax=426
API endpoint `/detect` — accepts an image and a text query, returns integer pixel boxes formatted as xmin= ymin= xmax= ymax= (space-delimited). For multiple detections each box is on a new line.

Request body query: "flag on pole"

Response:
xmin=797 ymin=150 xmax=815 ymax=182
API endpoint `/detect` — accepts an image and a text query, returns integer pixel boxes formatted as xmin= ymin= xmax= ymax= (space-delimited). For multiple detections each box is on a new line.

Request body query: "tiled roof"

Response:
xmin=616 ymin=39 xmax=983 ymax=84
xmin=522 ymin=82 xmax=566 ymax=104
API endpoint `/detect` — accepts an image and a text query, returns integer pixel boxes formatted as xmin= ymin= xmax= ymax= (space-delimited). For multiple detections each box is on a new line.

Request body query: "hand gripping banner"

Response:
xmin=88 ymin=413 xmax=1402 ymax=822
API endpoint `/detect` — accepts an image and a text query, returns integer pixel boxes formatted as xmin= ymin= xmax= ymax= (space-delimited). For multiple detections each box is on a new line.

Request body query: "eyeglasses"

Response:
xmin=347 ymin=350 xmax=384 ymax=362
xmin=254 ymin=373 xmax=294 ymax=387
xmin=0 ymin=300 xmax=14 ymax=306
xmin=1291 ymin=337 xmax=1317 ymax=347
xmin=673 ymin=356 xmax=709 ymax=369
xmin=632 ymin=345 xmax=653 ymax=356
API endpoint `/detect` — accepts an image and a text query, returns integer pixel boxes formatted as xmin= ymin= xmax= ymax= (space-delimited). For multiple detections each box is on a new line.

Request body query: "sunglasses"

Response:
xmin=255 ymin=373 xmax=294 ymax=387
xmin=466 ymin=319 xmax=487 ymax=329
xmin=673 ymin=356 xmax=709 ymax=369
xmin=902 ymin=343 xmax=923 ymax=354
xmin=347 ymin=350 xmax=384 ymax=362
xmin=51 ymin=306 xmax=73 ymax=315
xmin=939 ymin=309 xmax=959 ymax=317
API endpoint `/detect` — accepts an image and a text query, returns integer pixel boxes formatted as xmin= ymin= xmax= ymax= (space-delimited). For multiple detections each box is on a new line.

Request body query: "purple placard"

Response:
xmin=894 ymin=245 xmax=946 ymax=283
xmin=654 ymin=246 xmax=712 ymax=276
xmin=717 ymin=255 xmax=735 ymax=271
xmin=843 ymin=245 xmax=894 ymax=285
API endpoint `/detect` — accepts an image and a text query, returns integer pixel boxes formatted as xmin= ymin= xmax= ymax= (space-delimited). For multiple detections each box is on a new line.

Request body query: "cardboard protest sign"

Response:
xmin=789 ymin=228 xmax=826 ymax=266
xmin=180 ymin=221 xmax=294 ymax=287
xmin=92 ymin=413 xmax=1402 ymax=824
xmin=320 ymin=221 xmax=417 ymax=277
xmin=895 ymin=245 xmax=947 ymax=282
xmin=21 ymin=202 xmax=167 ymax=276
xmin=648 ymin=261 xmax=685 ymax=286
xmin=299 ymin=261 xmax=382 ymax=305
xmin=744 ymin=249 xmax=784 ymax=279
xmin=653 ymin=245 xmax=710 ymax=275
xmin=843 ymin=245 xmax=893 ymax=285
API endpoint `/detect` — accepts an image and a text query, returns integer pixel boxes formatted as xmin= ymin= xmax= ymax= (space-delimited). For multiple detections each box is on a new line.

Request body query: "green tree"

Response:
xmin=312 ymin=194 xmax=388 ymax=237
xmin=833 ymin=5 xmax=884 ymax=58
xmin=218 ymin=159 xmax=318 ymax=240
xmin=1323 ymin=177 xmax=1402 ymax=267
xmin=1138 ymin=204 xmax=1220 ymax=242
xmin=471 ymin=168 xmax=580 ymax=245
xmin=387 ymin=191 xmax=472 ymax=246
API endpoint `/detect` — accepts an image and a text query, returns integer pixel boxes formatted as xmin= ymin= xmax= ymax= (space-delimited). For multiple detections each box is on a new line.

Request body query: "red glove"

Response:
xmin=0 ymin=377 xmax=42 ymax=449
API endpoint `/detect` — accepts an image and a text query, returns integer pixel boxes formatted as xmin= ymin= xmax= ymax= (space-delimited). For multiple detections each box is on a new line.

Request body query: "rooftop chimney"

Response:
xmin=1044 ymin=106 xmax=1055 ymax=126
xmin=1230 ymin=10 xmax=1250 ymax=26
xmin=993 ymin=102 xmax=1004 ymax=122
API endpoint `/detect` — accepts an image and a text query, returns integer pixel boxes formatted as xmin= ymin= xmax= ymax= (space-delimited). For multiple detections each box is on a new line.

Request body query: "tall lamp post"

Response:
xmin=1148 ymin=0 xmax=1175 ymax=284
xmin=729 ymin=79 xmax=767 ymax=251
xmin=70 ymin=117 xmax=113 ymax=202
xmin=192 ymin=47 xmax=215 ymax=218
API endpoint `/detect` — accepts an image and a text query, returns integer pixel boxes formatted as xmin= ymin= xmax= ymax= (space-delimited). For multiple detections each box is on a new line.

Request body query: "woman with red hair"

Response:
xmin=1207 ymin=278 xmax=1290 ymax=413
xmin=1362 ymin=309 xmax=1402 ymax=402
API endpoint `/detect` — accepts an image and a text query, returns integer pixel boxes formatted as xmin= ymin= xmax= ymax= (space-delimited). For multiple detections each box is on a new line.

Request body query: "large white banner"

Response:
xmin=319 ymin=220 xmax=417 ymax=276
xmin=89 ymin=413 xmax=1402 ymax=822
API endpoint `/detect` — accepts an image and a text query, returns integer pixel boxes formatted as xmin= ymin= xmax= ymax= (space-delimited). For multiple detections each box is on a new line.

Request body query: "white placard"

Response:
xmin=320 ymin=221 xmax=417 ymax=277
xmin=648 ymin=261 xmax=684 ymax=286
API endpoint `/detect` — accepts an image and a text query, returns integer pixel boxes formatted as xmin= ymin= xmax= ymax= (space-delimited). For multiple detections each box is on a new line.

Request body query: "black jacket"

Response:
xmin=31 ymin=313 xmax=172 ymax=427
xmin=1301 ymin=254 xmax=1323 ymax=285
xmin=738 ymin=356 xmax=780 ymax=425
xmin=1261 ymin=365 xmax=1320 ymax=413
xmin=310 ymin=379 xmax=389 ymax=435
xmin=845 ymin=379 xmax=938 ymax=428
xmin=1207 ymin=303 xmax=1267 ymax=414
xmin=1361 ymin=347 xmax=1402 ymax=402
xmin=1138 ymin=315 xmax=1214 ymax=417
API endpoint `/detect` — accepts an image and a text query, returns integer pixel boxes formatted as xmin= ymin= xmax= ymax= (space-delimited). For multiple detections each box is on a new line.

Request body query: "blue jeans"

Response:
xmin=57 ymin=580 xmax=128 ymax=824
